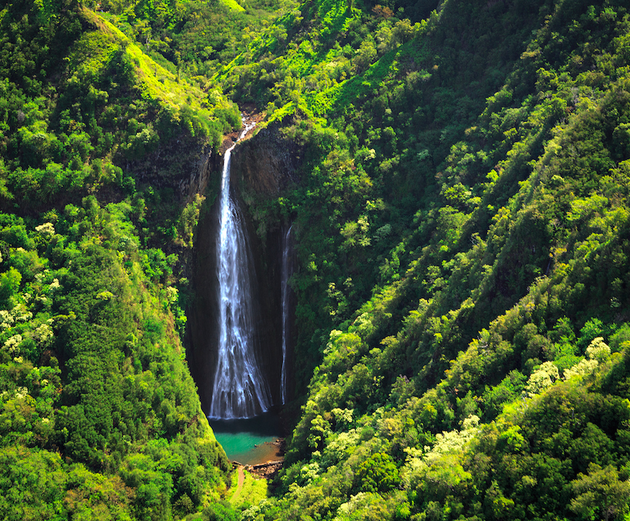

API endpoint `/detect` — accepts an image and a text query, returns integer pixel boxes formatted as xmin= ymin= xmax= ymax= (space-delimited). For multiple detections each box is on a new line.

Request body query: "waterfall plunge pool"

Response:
xmin=209 ymin=412 xmax=284 ymax=465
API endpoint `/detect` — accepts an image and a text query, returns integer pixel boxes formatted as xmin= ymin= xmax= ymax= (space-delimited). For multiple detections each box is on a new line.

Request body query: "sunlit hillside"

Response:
xmin=1 ymin=0 xmax=630 ymax=518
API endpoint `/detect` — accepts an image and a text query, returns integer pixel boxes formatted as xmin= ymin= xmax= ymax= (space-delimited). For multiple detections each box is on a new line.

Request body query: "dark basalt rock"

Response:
xmin=231 ymin=123 xmax=302 ymax=199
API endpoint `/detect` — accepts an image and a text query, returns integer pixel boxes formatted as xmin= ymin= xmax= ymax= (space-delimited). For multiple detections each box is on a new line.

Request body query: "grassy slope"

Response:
xmin=83 ymin=8 xmax=222 ymax=126
xmin=221 ymin=0 xmax=246 ymax=12
xmin=228 ymin=467 xmax=268 ymax=507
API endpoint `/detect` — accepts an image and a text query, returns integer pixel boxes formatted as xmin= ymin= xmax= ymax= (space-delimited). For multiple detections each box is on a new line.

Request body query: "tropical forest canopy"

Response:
xmin=1 ymin=0 xmax=630 ymax=519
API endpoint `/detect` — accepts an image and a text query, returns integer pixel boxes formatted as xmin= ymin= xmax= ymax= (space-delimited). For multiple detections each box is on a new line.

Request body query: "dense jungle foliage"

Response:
xmin=0 ymin=0 xmax=250 ymax=517
xmin=217 ymin=0 xmax=630 ymax=519
xmin=3 ymin=0 xmax=630 ymax=518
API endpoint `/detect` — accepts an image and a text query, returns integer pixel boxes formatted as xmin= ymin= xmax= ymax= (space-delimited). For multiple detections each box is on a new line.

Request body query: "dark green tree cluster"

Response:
xmin=0 ymin=198 xmax=235 ymax=518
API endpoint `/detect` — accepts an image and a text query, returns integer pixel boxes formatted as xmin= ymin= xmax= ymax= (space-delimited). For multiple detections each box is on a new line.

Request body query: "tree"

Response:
xmin=570 ymin=464 xmax=630 ymax=521
xmin=355 ymin=452 xmax=400 ymax=493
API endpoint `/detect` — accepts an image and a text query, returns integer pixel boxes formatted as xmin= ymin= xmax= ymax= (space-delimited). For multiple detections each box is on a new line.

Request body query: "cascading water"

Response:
xmin=280 ymin=224 xmax=293 ymax=404
xmin=209 ymin=121 xmax=272 ymax=419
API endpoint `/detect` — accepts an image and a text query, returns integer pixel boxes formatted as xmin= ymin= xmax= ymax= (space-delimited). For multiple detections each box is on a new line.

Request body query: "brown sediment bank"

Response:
xmin=232 ymin=438 xmax=285 ymax=479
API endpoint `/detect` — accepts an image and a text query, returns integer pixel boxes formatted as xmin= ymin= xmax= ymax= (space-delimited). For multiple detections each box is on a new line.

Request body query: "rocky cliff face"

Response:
xmin=231 ymin=124 xmax=302 ymax=200
xmin=187 ymin=122 xmax=302 ymax=415
xmin=122 ymin=130 xmax=221 ymax=202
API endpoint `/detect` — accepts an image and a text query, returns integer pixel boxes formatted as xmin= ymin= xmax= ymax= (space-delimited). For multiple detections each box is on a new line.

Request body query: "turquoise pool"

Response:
xmin=209 ymin=412 xmax=284 ymax=465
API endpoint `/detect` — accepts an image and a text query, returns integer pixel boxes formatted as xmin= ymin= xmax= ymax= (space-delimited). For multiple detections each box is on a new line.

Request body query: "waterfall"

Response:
xmin=280 ymin=224 xmax=294 ymax=404
xmin=209 ymin=121 xmax=272 ymax=419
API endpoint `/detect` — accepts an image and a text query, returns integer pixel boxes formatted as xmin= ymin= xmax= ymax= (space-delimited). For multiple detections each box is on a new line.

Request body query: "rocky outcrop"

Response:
xmin=182 ymin=145 xmax=222 ymax=203
xmin=121 ymin=131 xmax=222 ymax=203
xmin=231 ymin=124 xmax=302 ymax=200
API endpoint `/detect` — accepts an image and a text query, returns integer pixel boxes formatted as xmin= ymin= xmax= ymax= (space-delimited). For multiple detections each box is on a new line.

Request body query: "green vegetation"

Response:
xmin=221 ymin=0 xmax=246 ymax=13
xmin=3 ymin=0 xmax=630 ymax=518
xmin=228 ymin=467 xmax=268 ymax=507
xmin=0 ymin=0 xmax=246 ymax=517
xmin=207 ymin=0 xmax=630 ymax=519
xmin=89 ymin=0 xmax=295 ymax=79
xmin=0 ymin=200 xmax=232 ymax=518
